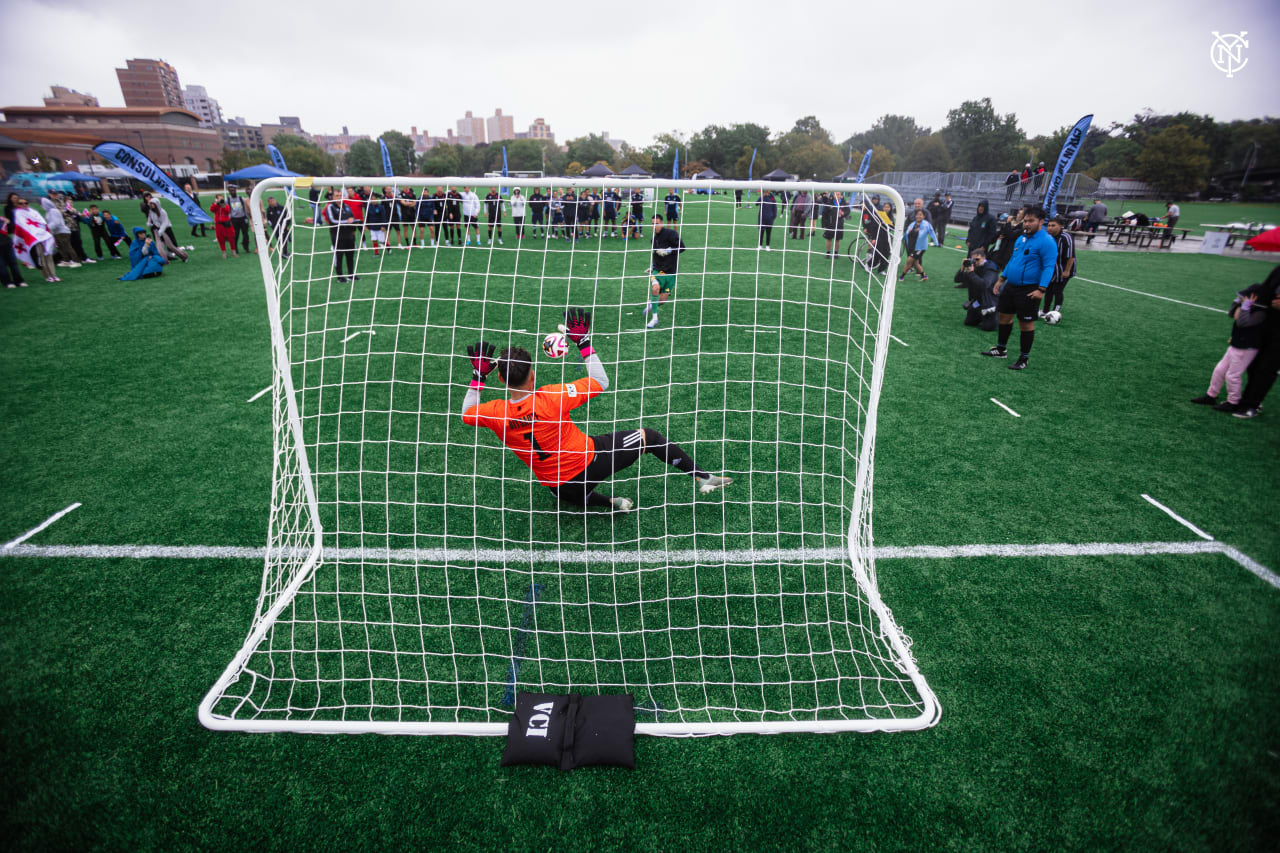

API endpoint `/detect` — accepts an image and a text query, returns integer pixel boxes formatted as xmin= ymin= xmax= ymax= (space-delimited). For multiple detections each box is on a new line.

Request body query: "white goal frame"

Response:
xmin=198 ymin=175 xmax=939 ymax=736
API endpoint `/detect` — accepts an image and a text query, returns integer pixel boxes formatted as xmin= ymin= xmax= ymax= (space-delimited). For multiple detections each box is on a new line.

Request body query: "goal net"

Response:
xmin=199 ymin=176 xmax=939 ymax=735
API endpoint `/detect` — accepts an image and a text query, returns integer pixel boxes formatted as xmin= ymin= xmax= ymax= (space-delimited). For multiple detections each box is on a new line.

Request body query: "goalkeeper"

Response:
xmin=644 ymin=215 xmax=687 ymax=329
xmin=461 ymin=309 xmax=731 ymax=511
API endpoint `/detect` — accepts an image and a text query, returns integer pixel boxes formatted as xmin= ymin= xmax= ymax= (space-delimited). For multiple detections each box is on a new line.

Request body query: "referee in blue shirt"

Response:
xmin=981 ymin=204 xmax=1058 ymax=370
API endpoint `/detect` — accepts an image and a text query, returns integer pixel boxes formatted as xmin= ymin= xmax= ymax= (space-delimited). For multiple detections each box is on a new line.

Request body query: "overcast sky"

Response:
xmin=4 ymin=0 xmax=1277 ymax=146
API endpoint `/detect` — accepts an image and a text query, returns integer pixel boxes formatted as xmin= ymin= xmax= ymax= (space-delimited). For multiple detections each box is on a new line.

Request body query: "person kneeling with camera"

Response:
xmin=954 ymin=248 xmax=999 ymax=331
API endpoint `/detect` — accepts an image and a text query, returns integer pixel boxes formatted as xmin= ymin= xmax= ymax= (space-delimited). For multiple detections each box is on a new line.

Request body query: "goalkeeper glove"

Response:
xmin=466 ymin=341 xmax=497 ymax=387
xmin=655 ymin=247 xmax=671 ymax=256
xmin=561 ymin=308 xmax=594 ymax=358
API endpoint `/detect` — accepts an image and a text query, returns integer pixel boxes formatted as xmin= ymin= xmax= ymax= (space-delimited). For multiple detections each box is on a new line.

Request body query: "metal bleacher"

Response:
xmin=864 ymin=171 xmax=1086 ymax=232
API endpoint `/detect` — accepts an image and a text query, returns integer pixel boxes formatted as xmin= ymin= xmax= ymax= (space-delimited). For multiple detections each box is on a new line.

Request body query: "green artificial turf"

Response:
xmin=1 ymin=188 xmax=1277 ymax=850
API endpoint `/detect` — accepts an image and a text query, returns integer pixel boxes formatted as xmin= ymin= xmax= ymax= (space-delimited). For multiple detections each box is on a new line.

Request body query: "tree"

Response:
xmin=419 ymin=144 xmax=461 ymax=177
xmin=901 ymin=134 xmax=952 ymax=172
xmin=777 ymin=140 xmax=845 ymax=182
xmin=690 ymin=123 xmax=771 ymax=175
xmin=377 ymin=130 xmax=416 ymax=175
xmin=1135 ymin=125 xmax=1211 ymax=196
xmin=789 ymin=116 xmax=832 ymax=144
xmin=843 ymin=115 xmax=930 ymax=162
xmin=1088 ymin=136 xmax=1140 ymax=179
xmin=868 ymin=144 xmax=894 ymax=175
xmin=612 ymin=144 xmax=653 ymax=174
xmin=565 ymin=161 xmax=584 ymax=176
xmin=343 ymin=139 xmax=381 ymax=177
xmin=940 ymin=98 xmax=1024 ymax=171
xmin=732 ymin=145 xmax=767 ymax=180
xmin=642 ymin=132 xmax=683 ymax=180
xmin=1032 ymin=125 xmax=1108 ymax=175
xmin=220 ymin=148 xmax=270 ymax=173
xmin=270 ymin=135 xmax=335 ymax=175
xmin=565 ymin=135 xmax=615 ymax=169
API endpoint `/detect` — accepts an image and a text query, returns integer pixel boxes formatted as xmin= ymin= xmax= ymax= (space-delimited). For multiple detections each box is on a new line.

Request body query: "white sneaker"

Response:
xmin=84 ymin=258 xmax=97 ymax=264
xmin=610 ymin=496 xmax=634 ymax=512
xmin=646 ymin=314 xmax=659 ymax=329
xmin=68 ymin=262 xmax=82 ymax=268
xmin=498 ymin=239 xmax=504 ymax=245
xmin=697 ymin=474 xmax=733 ymax=494
xmin=56 ymin=262 xmax=71 ymax=268
xmin=765 ymin=246 xmax=772 ymax=252
xmin=186 ymin=245 xmax=195 ymax=250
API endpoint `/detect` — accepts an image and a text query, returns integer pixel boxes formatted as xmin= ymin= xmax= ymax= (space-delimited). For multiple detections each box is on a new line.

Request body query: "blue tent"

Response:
xmin=224 ymin=164 xmax=302 ymax=181
xmin=50 ymin=171 xmax=102 ymax=182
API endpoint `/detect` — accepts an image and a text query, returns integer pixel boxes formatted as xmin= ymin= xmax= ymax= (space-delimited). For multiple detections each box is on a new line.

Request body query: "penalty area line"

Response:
xmin=889 ymin=334 xmax=909 ymax=347
xmin=2 ymin=503 xmax=82 ymax=549
xmin=247 ymin=386 xmax=271 ymax=403
xmin=990 ymin=397 xmax=1020 ymax=418
xmin=340 ymin=330 xmax=376 ymax=344
xmin=1141 ymin=493 xmax=1214 ymax=541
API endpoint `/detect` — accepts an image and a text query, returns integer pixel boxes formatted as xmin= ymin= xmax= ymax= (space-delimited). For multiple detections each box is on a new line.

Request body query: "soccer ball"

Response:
xmin=541 ymin=332 xmax=569 ymax=358
xmin=1044 ymin=310 xmax=1062 ymax=325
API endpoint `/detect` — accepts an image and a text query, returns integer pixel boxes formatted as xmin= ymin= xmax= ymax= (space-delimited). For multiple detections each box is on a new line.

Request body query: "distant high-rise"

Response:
xmin=486 ymin=109 xmax=514 ymax=143
xmin=182 ymin=85 xmax=223 ymax=128
xmin=456 ymin=110 xmax=485 ymax=146
xmin=527 ymin=117 xmax=554 ymax=143
xmin=43 ymin=86 xmax=98 ymax=107
xmin=116 ymin=58 xmax=184 ymax=109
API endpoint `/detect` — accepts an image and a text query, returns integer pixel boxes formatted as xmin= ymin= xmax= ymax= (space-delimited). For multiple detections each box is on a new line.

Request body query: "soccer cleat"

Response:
xmin=1008 ymin=356 xmax=1029 ymax=370
xmin=610 ymin=496 xmax=634 ymax=512
xmin=980 ymin=347 xmax=1007 ymax=358
xmin=1190 ymin=395 xmax=1216 ymax=405
xmin=697 ymin=474 xmax=733 ymax=494
xmin=646 ymin=314 xmax=660 ymax=329
xmin=920 ymin=274 xmax=929 ymax=281
xmin=1232 ymin=407 xmax=1259 ymax=419
xmin=1213 ymin=400 xmax=1238 ymax=412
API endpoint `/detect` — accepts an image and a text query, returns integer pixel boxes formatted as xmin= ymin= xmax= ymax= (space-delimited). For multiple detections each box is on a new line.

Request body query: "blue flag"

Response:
xmin=267 ymin=144 xmax=287 ymax=172
xmin=672 ymin=148 xmax=679 ymax=181
xmin=378 ymin=137 xmax=393 ymax=177
xmin=1045 ymin=115 xmax=1093 ymax=217
xmin=502 ymin=145 xmax=509 ymax=177
xmin=92 ymin=141 xmax=211 ymax=223
xmin=855 ymin=148 xmax=873 ymax=183
xmin=748 ymin=147 xmax=757 ymax=181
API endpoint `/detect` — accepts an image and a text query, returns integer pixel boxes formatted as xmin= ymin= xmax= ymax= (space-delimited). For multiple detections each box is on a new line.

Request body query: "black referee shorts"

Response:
xmin=549 ymin=429 xmax=645 ymax=505
xmin=997 ymin=284 xmax=1043 ymax=321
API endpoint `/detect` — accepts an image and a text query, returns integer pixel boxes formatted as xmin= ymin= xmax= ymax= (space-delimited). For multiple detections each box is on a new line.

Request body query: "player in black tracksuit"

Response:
xmin=529 ymin=190 xmax=547 ymax=237
xmin=485 ymin=189 xmax=503 ymax=244
xmin=562 ymin=189 xmax=578 ymax=240
xmin=630 ymin=189 xmax=645 ymax=236
xmin=644 ymin=214 xmax=687 ymax=329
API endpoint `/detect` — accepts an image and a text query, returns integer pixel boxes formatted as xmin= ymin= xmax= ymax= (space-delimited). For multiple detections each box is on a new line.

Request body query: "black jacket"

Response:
xmin=651 ymin=227 xmax=686 ymax=274
xmin=955 ymin=259 xmax=998 ymax=311
xmin=966 ymin=200 xmax=998 ymax=249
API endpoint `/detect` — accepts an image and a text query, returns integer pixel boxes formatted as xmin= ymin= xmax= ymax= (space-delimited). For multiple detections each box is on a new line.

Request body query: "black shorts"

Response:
xmin=908 ymin=249 xmax=925 ymax=261
xmin=997 ymin=285 xmax=1043 ymax=321
xmin=825 ymin=226 xmax=845 ymax=240
xmin=548 ymin=429 xmax=646 ymax=505
xmin=464 ymin=215 xmax=478 ymax=226
xmin=604 ymin=211 xmax=616 ymax=222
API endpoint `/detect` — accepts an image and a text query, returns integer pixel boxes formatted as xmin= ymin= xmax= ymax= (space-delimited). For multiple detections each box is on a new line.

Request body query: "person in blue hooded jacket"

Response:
xmin=119 ymin=227 xmax=168 ymax=281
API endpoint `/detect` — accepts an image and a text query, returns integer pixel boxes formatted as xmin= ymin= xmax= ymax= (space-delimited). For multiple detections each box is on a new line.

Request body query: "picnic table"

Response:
xmin=1202 ymin=223 xmax=1275 ymax=247
xmin=1100 ymin=221 xmax=1191 ymax=249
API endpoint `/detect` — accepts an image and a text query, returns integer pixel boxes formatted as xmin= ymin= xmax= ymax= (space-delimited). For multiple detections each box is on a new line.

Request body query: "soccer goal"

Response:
xmin=198 ymin=176 xmax=939 ymax=735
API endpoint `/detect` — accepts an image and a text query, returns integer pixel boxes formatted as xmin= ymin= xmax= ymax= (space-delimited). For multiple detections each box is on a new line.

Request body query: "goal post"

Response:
xmin=199 ymin=175 xmax=939 ymax=736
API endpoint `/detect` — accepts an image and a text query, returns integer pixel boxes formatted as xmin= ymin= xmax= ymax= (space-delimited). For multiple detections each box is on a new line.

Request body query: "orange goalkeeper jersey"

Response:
xmin=463 ymin=376 xmax=604 ymax=486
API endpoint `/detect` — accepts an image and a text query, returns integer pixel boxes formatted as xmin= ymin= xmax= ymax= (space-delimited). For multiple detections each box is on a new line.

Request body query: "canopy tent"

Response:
xmin=617 ymin=163 xmax=652 ymax=176
xmin=223 ymin=164 xmax=302 ymax=181
xmin=581 ymin=162 xmax=614 ymax=177
xmin=694 ymin=167 xmax=722 ymax=180
xmin=1246 ymin=227 xmax=1280 ymax=252
xmin=762 ymin=168 xmax=797 ymax=181
xmin=834 ymin=169 xmax=859 ymax=181
xmin=49 ymin=171 xmax=102 ymax=182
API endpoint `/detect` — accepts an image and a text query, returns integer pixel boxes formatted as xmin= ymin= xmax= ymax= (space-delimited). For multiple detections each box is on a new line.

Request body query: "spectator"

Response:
xmin=185 ymin=183 xmax=208 ymax=239
xmin=1191 ymin=283 xmax=1271 ymax=412
xmin=630 ymin=188 xmax=644 ymax=235
xmin=937 ymin=192 xmax=954 ymax=243
xmin=819 ymin=191 xmax=849 ymax=259
xmin=991 ymin=209 xmax=1023 ymax=271
xmin=445 ymin=187 xmax=463 ymax=245
xmin=867 ymin=200 xmax=894 ymax=274
xmin=82 ymin=204 xmax=119 ymax=259
xmin=1033 ymin=162 xmax=1046 ymax=193
xmin=210 ymin=194 xmax=237 ymax=258
xmin=587 ymin=190 xmax=601 ymax=237
xmin=363 ymin=192 xmax=390 ymax=255
xmin=422 ymin=187 xmax=442 ymax=247
xmin=227 ymin=187 xmax=252 ymax=254
xmin=966 ymin=199 xmax=998 ymax=257
xmin=549 ymin=191 xmax=565 ymax=238
xmin=911 ymin=197 xmax=932 ymax=224
xmin=789 ymin=190 xmax=811 ymax=240
xmin=119 ymin=228 xmax=168 ymax=280
xmin=1019 ymin=163 xmax=1031 ymax=198
xmin=734 ymin=188 xmax=743 ymax=208
xmin=1234 ymin=265 xmax=1280 ymax=419
xmin=1161 ymin=201 xmax=1180 ymax=229
xmin=485 ymin=187 xmax=504 ymax=245
xmin=955 ymin=248 xmax=999 ymax=331
xmin=562 ymin=188 xmax=578 ymax=240
xmin=980 ymin=205 xmax=1057 ymax=370
xmin=0 ymin=213 xmax=26 ymax=288
xmin=323 ymin=190 xmax=360 ymax=282
xmin=146 ymin=199 xmax=189 ymax=262
xmin=101 ymin=210 xmax=129 ymax=254
xmin=602 ymin=187 xmax=619 ymax=237
xmin=11 ymin=197 xmax=59 ymax=282
xmin=899 ymin=208 xmax=939 ymax=280
xmin=529 ymin=188 xmax=547 ymax=238
xmin=1084 ymin=200 xmax=1108 ymax=241
xmin=510 ymin=188 xmax=527 ymax=240
xmin=1042 ymin=216 xmax=1075 ymax=319
xmin=461 ymin=186 xmax=482 ymax=245
xmin=1004 ymin=169 xmax=1019 ymax=201
xmin=927 ymin=193 xmax=944 ymax=230
xmin=41 ymin=197 xmax=81 ymax=269
xmin=60 ymin=197 xmax=94 ymax=264
xmin=263 ymin=196 xmax=291 ymax=258
xmin=664 ymin=189 xmax=681 ymax=224
xmin=757 ymin=188 xmax=777 ymax=250
xmin=576 ymin=190 xmax=592 ymax=239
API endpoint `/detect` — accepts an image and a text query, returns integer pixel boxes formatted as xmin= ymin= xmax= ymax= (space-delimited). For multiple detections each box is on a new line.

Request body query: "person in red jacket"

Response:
xmin=210 ymin=194 xmax=237 ymax=258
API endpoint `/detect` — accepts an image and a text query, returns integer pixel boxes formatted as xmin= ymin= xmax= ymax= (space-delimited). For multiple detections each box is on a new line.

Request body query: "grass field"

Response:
xmin=2 ymin=188 xmax=1278 ymax=850
xmin=1076 ymin=199 xmax=1280 ymax=235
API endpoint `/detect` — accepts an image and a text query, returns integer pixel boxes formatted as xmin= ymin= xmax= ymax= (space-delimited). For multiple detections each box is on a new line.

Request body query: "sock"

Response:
xmin=650 ymin=295 xmax=661 ymax=313
xmin=1020 ymin=330 xmax=1034 ymax=358
xmin=996 ymin=323 xmax=1012 ymax=350
xmin=642 ymin=428 xmax=705 ymax=477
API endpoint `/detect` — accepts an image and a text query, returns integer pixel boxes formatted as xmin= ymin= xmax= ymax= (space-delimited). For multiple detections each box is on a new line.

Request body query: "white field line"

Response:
xmin=340 ymin=330 xmax=375 ymax=344
xmin=2 ymin=503 xmax=81 ymax=549
xmin=937 ymin=241 xmax=1225 ymax=313
xmin=246 ymin=387 xmax=271 ymax=403
xmin=990 ymin=397 xmax=1021 ymax=418
xmin=889 ymin=334 xmax=909 ymax=347
xmin=0 ymin=539 xmax=1274 ymax=587
xmin=1141 ymin=493 xmax=1215 ymax=541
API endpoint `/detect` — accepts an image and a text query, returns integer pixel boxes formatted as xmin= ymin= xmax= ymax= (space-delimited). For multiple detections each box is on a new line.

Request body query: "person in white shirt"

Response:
xmin=510 ymin=188 xmax=527 ymax=240
xmin=1162 ymin=201 xmax=1181 ymax=228
xmin=461 ymin=187 xmax=482 ymax=246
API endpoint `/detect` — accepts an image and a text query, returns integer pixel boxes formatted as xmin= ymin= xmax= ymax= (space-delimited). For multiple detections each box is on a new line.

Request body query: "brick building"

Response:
xmin=456 ymin=111 xmax=485 ymax=146
xmin=487 ymin=109 xmax=514 ymax=143
xmin=116 ymin=58 xmax=184 ymax=109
